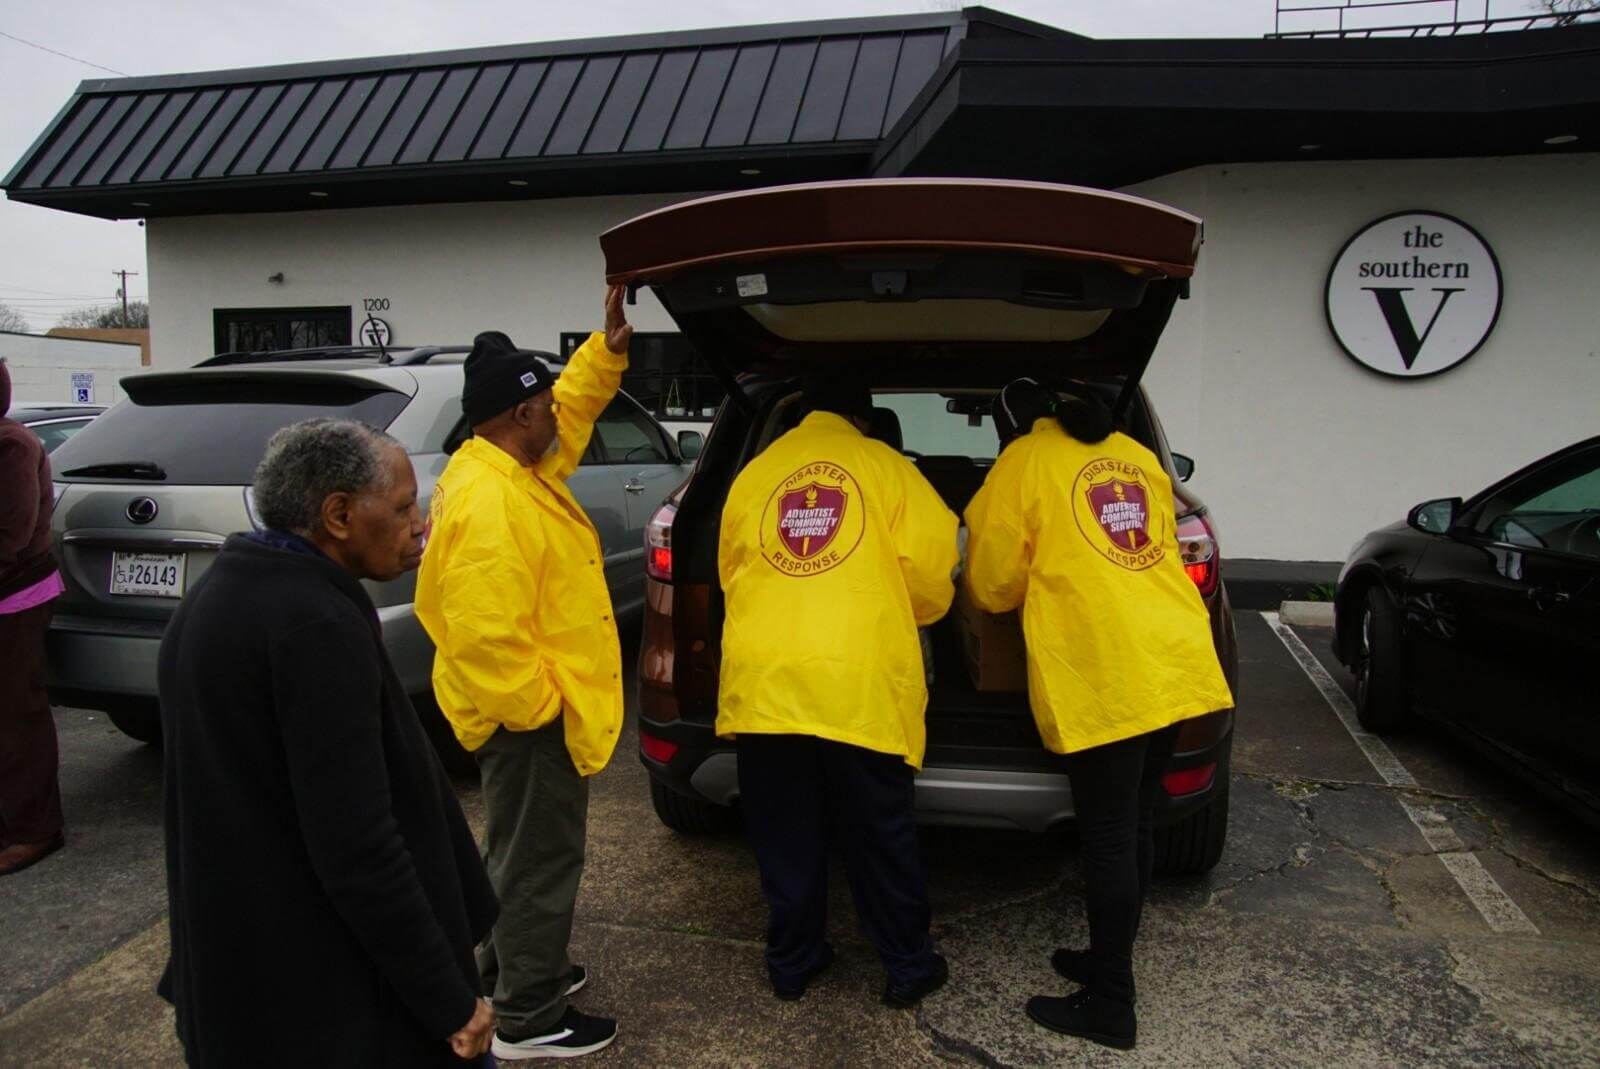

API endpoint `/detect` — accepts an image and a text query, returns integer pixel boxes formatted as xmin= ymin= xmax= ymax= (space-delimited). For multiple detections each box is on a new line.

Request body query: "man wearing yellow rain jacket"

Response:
xmin=717 ymin=374 xmax=958 ymax=1008
xmin=414 ymin=286 xmax=631 ymax=1061
xmin=964 ymin=377 xmax=1232 ymax=1051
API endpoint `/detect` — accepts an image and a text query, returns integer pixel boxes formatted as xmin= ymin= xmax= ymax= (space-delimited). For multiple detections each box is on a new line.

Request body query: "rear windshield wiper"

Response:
xmin=59 ymin=461 xmax=168 ymax=481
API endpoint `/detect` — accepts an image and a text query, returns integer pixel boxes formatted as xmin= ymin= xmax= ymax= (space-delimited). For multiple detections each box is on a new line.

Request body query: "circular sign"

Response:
xmin=358 ymin=316 xmax=392 ymax=346
xmin=1325 ymin=211 xmax=1501 ymax=379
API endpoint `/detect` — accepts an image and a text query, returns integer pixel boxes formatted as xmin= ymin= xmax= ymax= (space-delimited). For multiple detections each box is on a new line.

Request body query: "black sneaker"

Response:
xmin=565 ymin=964 xmax=588 ymax=997
xmin=772 ymin=943 xmax=835 ymax=1001
xmin=491 ymin=1007 xmax=617 ymax=1060
xmin=883 ymin=953 xmax=949 ymax=1009
xmin=1050 ymin=947 xmax=1089 ymax=985
xmin=1026 ymin=989 xmax=1136 ymax=1050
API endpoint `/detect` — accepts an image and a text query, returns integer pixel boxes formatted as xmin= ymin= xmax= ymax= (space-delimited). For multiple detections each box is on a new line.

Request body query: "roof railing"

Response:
xmin=1269 ymin=0 xmax=1600 ymax=38
xmin=194 ymin=345 xmax=472 ymax=368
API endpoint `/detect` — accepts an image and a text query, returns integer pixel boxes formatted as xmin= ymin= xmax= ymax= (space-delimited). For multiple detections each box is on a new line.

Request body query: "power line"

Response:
xmin=0 ymin=293 xmax=147 ymax=301
xmin=0 ymin=29 xmax=129 ymax=76
xmin=0 ymin=280 xmax=126 ymax=297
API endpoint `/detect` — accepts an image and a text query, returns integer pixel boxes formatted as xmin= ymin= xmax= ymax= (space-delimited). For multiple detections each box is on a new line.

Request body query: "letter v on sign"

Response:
xmin=1360 ymin=287 xmax=1465 ymax=370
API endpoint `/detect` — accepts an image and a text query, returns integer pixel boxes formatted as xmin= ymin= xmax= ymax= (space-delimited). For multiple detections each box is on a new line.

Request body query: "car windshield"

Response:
xmin=876 ymin=393 xmax=998 ymax=461
xmin=50 ymin=379 xmax=409 ymax=485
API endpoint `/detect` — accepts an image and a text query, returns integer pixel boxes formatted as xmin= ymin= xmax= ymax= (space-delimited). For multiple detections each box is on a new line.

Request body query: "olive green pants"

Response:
xmin=475 ymin=718 xmax=589 ymax=1038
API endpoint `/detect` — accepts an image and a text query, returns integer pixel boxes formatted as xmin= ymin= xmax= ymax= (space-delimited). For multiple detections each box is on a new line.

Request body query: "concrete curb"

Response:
xmin=1279 ymin=600 xmax=1336 ymax=628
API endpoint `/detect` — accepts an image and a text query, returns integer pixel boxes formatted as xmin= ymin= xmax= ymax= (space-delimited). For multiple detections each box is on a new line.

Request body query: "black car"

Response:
xmin=14 ymin=403 xmax=106 ymax=452
xmin=1334 ymin=436 xmax=1600 ymax=823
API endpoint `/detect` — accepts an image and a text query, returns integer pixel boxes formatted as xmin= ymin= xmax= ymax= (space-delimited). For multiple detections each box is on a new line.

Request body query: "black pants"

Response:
xmin=737 ymin=734 xmax=938 ymax=989
xmin=1061 ymin=724 xmax=1178 ymax=1006
xmin=0 ymin=602 xmax=62 ymax=847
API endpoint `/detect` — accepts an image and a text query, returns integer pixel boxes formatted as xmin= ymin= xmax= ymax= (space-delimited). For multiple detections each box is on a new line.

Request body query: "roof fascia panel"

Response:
xmin=67 ymin=11 xmax=971 ymax=96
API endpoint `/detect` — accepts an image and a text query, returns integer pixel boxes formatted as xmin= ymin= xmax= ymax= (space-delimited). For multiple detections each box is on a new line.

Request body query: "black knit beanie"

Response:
xmin=802 ymin=369 xmax=873 ymax=424
xmin=461 ymin=331 xmax=559 ymax=426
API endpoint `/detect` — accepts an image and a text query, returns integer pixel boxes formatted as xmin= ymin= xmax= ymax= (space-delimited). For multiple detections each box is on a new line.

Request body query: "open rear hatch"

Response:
xmin=601 ymin=178 xmax=1201 ymax=411
xmin=609 ymin=180 xmax=1205 ymax=756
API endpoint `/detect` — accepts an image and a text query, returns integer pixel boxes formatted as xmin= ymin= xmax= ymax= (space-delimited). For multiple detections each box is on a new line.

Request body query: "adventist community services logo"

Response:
xmin=760 ymin=462 xmax=866 ymax=576
xmin=1072 ymin=458 xmax=1167 ymax=571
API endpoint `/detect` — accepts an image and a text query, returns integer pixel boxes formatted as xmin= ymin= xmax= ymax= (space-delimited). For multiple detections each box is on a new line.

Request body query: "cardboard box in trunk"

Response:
xmin=954 ymin=583 xmax=1028 ymax=692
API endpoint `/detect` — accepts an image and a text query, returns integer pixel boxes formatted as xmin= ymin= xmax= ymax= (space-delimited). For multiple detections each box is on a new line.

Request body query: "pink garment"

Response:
xmin=0 ymin=570 xmax=64 ymax=615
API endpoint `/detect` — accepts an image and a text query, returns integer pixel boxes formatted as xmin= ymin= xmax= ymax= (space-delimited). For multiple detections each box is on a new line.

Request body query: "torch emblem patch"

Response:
xmin=1071 ymin=457 xmax=1167 ymax=571
xmin=778 ymin=482 xmax=846 ymax=559
xmin=1085 ymin=478 xmax=1151 ymax=552
xmin=761 ymin=462 xmax=866 ymax=577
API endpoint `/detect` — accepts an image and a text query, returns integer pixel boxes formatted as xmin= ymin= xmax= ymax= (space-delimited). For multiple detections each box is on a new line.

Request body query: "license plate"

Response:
xmin=110 ymin=552 xmax=186 ymax=598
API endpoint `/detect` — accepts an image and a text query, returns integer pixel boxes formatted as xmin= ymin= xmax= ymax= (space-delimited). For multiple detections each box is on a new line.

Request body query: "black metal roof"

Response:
xmin=9 ymin=9 xmax=1597 ymax=221
xmin=3 ymin=8 xmax=1063 ymax=220
xmin=873 ymin=24 xmax=1600 ymax=187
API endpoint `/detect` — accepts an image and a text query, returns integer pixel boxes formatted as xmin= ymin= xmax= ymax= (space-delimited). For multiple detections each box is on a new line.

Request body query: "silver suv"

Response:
xmin=46 ymin=344 xmax=693 ymax=750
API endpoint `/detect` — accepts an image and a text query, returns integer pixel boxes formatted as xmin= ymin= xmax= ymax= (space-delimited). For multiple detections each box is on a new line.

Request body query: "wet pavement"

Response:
xmin=3 ymin=611 xmax=1598 ymax=1067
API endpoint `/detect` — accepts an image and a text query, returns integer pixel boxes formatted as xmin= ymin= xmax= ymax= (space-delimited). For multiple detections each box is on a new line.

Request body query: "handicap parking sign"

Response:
xmin=71 ymin=372 xmax=95 ymax=403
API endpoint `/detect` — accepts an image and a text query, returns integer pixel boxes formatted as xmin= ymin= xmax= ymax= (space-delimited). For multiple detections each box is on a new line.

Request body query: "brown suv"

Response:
xmin=603 ymin=179 xmax=1238 ymax=874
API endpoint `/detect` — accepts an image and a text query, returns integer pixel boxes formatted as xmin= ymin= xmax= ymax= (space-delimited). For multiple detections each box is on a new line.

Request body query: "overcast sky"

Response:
xmin=2 ymin=1 xmax=1305 ymax=330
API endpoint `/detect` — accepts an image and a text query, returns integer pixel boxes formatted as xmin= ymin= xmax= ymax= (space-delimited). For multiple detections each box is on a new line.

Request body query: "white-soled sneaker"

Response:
xmin=564 ymin=964 xmax=588 ymax=997
xmin=492 ymin=1007 xmax=617 ymax=1060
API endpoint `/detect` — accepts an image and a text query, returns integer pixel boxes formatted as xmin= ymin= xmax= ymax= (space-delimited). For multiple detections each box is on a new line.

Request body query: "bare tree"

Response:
xmin=56 ymin=301 xmax=150 ymax=329
xmin=0 ymin=302 xmax=30 ymax=333
xmin=1533 ymin=0 xmax=1599 ymax=25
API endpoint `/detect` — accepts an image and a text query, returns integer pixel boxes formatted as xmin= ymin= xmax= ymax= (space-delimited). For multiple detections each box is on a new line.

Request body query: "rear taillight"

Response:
xmin=1162 ymin=762 xmax=1217 ymax=797
xmin=640 ymin=730 xmax=679 ymax=764
xmin=645 ymin=501 xmax=676 ymax=582
xmin=1177 ymin=511 xmax=1219 ymax=596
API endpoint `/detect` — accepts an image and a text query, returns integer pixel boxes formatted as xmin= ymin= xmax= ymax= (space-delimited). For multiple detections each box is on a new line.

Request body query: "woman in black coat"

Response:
xmin=158 ymin=419 xmax=497 ymax=1067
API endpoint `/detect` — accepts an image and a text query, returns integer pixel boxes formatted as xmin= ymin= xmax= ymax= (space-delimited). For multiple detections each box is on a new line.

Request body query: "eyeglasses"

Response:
xmin=529 ymin=398 xmax=561 ymax=413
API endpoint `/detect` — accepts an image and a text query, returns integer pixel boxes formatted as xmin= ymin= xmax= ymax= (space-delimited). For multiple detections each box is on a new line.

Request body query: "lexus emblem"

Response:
xmin=126 ymin=497 xmax=159 ymax=525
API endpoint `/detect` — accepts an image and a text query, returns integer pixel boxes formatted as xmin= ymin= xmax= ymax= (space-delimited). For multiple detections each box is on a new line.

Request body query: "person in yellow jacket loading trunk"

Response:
xmin=717 ymin=373 xmax=959 ymax=1007
xmin=415 ymin=285 xmax=632 ymax=1062
xmin=964 ymin=378 xmax=1233 ymax=1052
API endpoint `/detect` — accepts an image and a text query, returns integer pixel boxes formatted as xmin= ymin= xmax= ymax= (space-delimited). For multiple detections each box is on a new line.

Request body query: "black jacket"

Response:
xmin=157 ymin=535 xmax=496 ymax=1068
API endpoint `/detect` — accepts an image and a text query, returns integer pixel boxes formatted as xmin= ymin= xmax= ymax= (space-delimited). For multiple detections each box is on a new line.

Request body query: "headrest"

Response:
xmin=867 ymin=406 xmax=903 ymax=452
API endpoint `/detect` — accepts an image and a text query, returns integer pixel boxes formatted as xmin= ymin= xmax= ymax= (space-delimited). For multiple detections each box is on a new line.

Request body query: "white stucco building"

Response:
xmin=0 ymin=331 xmax=143 ymax=405
xmin=7 ymin=8 xmax=1597 ymax=570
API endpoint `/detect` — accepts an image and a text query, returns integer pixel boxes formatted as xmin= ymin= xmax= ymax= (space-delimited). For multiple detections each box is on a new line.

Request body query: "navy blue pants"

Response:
xmin=736 ymin=734 xmax=939 ymax=989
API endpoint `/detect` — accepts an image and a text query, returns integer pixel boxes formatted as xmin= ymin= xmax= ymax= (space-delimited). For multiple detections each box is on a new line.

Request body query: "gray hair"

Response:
xmin=252 ymin=419 xmax=402 ymax=535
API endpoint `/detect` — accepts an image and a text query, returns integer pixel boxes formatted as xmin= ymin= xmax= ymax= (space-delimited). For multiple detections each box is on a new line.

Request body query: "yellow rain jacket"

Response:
xmin=415 ymin=332 xmax=627 ymax=774
xmin=716 ymin=411 xmax=959 ymax=768
xmin=964 ymin=418 xmax=1232 ymax=755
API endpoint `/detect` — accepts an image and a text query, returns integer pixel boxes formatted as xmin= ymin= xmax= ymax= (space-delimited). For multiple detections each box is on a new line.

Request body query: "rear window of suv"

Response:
xmin=51 ymin=378 xmax=410 ymax=485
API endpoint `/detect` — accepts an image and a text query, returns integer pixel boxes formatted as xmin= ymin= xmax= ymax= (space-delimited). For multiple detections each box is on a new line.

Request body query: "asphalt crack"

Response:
xmin=1488 ymin=845 xmax=1600 ymax=907
xmin=1443 ymin=944 xmax=1541 ymax=1069
xmin=579 ymin=917 xmax=765 ymax=948
xmin=919 ymin=1017 xmax=1023 ymax=1069
xmin=1239 ymin=770 xmax=1471 ymax=803
xmin=935 ymin=881 xmax=1067 ymax=930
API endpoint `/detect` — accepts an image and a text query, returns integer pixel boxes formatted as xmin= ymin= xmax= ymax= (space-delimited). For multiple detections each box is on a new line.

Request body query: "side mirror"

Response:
xmin=1171 ymin=453 xmax=1195 ymax=483
xmin=1408 ymin=497 xmax=1462 ymax=534
xmin=677 ymin=430 xmax=705 ymax=461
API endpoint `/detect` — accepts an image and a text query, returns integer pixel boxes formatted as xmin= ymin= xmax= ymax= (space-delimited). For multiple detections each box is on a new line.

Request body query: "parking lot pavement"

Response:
xmin=3 ymin=611 xmax=1599 ymax=1067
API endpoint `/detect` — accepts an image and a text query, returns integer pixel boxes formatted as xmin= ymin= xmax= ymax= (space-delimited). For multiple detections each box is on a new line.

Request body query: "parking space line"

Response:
xmin=1261 ymin=611 xmax=1539 ymax=936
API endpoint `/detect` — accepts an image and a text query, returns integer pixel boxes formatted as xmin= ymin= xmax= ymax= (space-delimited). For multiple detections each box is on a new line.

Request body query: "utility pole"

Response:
xmin=112 ymin=269 xmax=140 ymax=326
